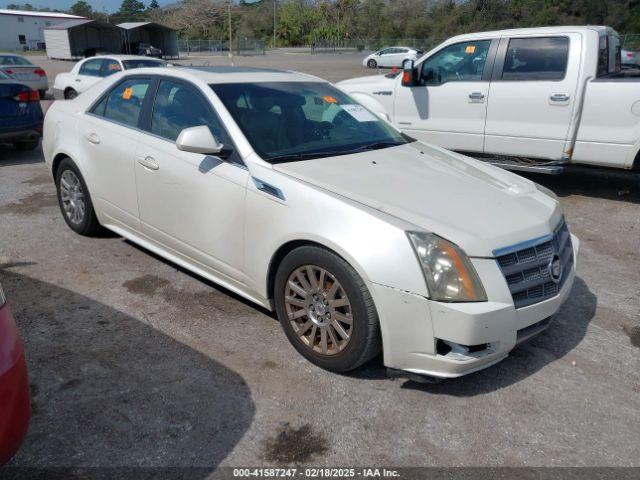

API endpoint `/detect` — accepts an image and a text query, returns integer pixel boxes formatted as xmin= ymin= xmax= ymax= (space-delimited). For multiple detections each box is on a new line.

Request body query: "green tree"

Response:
xmin=70 ymin=0 xmax=93 ymax=18
xmin=116 ymin=0 xmax=146 ymax=22
xmin=147 ymin=0 xmax=160 ymax=10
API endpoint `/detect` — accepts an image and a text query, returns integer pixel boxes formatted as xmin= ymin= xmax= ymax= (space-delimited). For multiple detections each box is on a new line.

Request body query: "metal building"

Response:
xmin=0 ymin=9 xmax=85 ymax=51
xmin=118 ymin=22 xmax=179 ymax=59
xmin=44 ymin=19 xmax=124 ymax=60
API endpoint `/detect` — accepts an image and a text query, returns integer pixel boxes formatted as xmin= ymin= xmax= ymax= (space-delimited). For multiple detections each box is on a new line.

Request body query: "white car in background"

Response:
xmin=621 ymin=48 xmax=640 ymax=69
xmin=0 ymin=54 xmax=48 ymax=99
xmin=363 ymin=47 xmax=422 ymax=68
xmin=53 ymin=55 xmax=167 ymax=100
xmin=42 ymin=66 xmax=578 ymax=380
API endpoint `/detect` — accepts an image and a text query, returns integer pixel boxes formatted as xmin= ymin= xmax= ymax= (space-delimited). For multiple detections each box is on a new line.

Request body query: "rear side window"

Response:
xmin=91 ymin=78 xmax=151 ymax=128
xmin=79 ymin=59 xmax=104 ymax=77
xmin=502 ymin=37 xmax=569 ymax=80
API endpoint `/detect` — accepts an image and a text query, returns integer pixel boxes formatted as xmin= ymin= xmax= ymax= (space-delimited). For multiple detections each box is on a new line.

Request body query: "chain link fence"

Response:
xmin=178 ymin=39 xmax=266 ymax=56
xmin=311 ymin=38 xmax=446 ymax=54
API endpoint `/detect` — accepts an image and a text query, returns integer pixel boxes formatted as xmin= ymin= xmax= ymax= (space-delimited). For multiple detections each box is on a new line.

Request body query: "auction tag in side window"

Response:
xmin=465 ymin=45 xmax=476 ymax=54
xmin=341 ymin=104 xmax=378 ymax=122
xmin=122 ymin=87 xmax=133 ymax=100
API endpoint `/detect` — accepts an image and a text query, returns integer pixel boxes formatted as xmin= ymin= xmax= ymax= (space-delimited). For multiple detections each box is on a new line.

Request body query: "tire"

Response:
xmin=38 ymin=89 xmax=47 ymax=100
xmin=64 ymin=88 xmax=78 ymax=100
xmin=274 ymin=245 xmax=381 ymax=372
xmin=367 ymin=59 xmax=377 ymax=68
xmin=13 ymin=139 xmax=39 ymax=151
xmin=54 ymin=158 xmax=100 ymax=236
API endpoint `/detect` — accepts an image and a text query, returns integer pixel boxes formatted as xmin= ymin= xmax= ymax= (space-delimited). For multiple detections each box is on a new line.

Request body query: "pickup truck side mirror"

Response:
xmin=401 ymin=59 xmax=419 ymax=87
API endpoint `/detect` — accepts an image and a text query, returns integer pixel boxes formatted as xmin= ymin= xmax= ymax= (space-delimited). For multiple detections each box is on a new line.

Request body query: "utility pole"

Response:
xmin=273 ymin=0 xmax=276 ymax=49
xmin=228 ymin=2 xmax=233 ymax=63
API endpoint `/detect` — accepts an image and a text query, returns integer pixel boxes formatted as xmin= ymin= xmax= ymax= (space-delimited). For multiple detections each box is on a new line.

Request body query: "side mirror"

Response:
xmin=401 ymin=59 xmax=418 ymax=86
xmin=176 ymin=125 xmax=230 ymax=158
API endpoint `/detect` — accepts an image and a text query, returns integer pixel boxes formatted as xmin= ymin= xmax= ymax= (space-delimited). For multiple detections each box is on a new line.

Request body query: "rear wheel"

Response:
xmin=64 ymin=88 xmax=78 ymax=100
xmin=55 ymin=158 xmax=100 ymax=236
xmin=13 ymin=139 xmax=39 ymax=151
xmin=274 ymin=246 xmax=381 ymax=372
xmin=367 ymin=59 xmax=377 ymax=68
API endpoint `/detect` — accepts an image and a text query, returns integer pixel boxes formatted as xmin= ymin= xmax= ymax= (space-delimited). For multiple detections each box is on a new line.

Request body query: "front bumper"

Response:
xmin=373 ymin=234 xmax=579 ymax=379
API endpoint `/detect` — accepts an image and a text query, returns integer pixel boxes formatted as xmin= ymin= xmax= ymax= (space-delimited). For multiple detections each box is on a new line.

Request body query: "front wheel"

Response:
xmin=55 ymin=158 xmax=100 ymax=236
xmin=274 ymin=246 xmax=381 ymax=372
xmin=367 ymin=59 xmax=377 ymax=68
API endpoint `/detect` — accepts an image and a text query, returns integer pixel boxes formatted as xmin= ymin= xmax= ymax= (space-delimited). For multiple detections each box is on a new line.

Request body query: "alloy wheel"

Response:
xmin=284 ymin=265 xmax=353 ymax=356
xmin=59 ymin=169 xmax=85 ymax=225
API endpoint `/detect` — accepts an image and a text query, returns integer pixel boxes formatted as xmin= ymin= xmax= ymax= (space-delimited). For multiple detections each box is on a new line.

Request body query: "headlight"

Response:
xmin=0 ymin=283 xmax=5 ymax=307
xmin=535 ymin=182 xmax=559 ymax=202
xmin=407 ymin=232 xmax=487 ymax=302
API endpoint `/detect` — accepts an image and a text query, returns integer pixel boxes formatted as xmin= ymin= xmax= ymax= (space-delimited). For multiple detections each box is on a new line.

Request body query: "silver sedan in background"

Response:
xmin=0 ymin=54 xmax=48 ymax=98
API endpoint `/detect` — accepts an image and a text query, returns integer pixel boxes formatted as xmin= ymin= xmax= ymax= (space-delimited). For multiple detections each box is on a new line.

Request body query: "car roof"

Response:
xmin=91 ymin=55 xmax=166 ymax=61
xmin=448 ymin=25 xmax=614 ymax=42
xmin=171 ymin=66 xmax=325 ymax=84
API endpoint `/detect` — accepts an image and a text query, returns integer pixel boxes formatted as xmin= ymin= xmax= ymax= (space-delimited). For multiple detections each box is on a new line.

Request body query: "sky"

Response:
xmin=0 ymin=0 xmax=174 ymax=13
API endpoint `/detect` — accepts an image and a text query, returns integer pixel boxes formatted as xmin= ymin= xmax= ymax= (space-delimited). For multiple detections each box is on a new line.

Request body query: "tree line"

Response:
xmin=7 ymin=0 xmax=640 ymax=46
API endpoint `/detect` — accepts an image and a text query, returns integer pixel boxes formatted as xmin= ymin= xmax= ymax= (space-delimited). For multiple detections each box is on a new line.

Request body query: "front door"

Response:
xmin=484 ymin=34 xmax=581 ymax=160
xmin=134 ymin=78 xmax=249 ymax=281
xmin=79 ymin=76 xmax=153 ymax=230
xmin=75 ymin=58 xmax=105 ymax=93
xmin=393 ymin=39 xmax=495 ymax=152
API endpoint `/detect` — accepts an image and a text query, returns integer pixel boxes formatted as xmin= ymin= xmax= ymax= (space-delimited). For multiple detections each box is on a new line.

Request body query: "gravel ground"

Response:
xmin=1 ymin=51 xmax=639 ymax=473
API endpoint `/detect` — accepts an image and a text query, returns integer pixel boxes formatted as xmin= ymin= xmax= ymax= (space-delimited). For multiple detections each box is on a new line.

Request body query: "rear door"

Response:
xmin=484 ymin=34 xmax=581 ymax=160
xmin=75 ymin=58 xmax=106 ymax=93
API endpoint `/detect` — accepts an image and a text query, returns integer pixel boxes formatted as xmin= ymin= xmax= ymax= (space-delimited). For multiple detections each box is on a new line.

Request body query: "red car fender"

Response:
xmin=0 ymin=302 xmax=30 ymax=466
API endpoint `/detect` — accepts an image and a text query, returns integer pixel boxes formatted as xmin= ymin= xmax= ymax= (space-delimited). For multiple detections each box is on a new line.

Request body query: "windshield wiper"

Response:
xmin=268 ymin=142 xmax=404 ymax=164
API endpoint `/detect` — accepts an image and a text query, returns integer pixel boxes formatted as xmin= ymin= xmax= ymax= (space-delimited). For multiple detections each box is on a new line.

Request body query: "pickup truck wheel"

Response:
xmin=274 ymin=246 xmax=381 ymax=372
xmin=55 ymin=158 xmax=100 ymax=236
xmin=367 ymin=59 xmax=377 ymax=68
xmin=64 ymin=88 xmax=78 ymax=100
xmin=13 ymin=140 xmax=39 ymax=151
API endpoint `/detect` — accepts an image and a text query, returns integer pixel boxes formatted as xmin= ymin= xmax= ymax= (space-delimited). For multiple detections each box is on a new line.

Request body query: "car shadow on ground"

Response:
xmin=392 ymin=277 xmax=598 ymax=395
xmin=523 ymin=168 xmax=640 ymax=205
xmin=0 ymin=144 xmax=44 ymax=167
xmin=1 ymin=270 xmax=255 ymax=474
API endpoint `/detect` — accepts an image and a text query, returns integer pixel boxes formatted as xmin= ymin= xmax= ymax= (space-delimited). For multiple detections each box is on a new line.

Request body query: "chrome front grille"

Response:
xmin=494 ymin=220 xmax=573 ymax=309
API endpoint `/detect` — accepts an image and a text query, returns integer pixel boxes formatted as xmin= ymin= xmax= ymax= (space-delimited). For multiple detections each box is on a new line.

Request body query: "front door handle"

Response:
xmin=468 ymin=92 xmax=485 ymax=101
xmin=136 ymin=155 xmax=159 ymax=171
xmin=550 ymin=93 xmax=570 ymax=102
xmin=75 ymin=78 xmax=81 ymax=82
xmin=86 ymin=132 xmax=100 ymax=144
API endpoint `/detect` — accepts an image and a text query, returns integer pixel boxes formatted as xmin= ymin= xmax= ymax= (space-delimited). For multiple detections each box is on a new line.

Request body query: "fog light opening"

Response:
xmin=436 ymin=339 xmax=492 ymax=360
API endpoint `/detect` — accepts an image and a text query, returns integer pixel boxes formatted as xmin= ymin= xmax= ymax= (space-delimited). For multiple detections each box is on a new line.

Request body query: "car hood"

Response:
xmin=273 ymin=142 xmax=562 ymax=257
xmin=337 ymin=74 xmax=395 ymax=88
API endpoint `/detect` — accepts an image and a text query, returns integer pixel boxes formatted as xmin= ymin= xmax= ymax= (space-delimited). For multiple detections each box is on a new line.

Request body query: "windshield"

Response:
xmin=211 ymin=82 xmax=408 ymax=162
xmin=0 ymin=56 xmax=33 ymax=66
xmin=122 ymin=59 xmax=166 ymax=69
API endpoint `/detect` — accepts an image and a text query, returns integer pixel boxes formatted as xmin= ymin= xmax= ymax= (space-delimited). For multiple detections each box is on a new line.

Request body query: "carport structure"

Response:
xmin=117 ymin=22 xmax=179 ymax=59
xmin=44 ymin=19 xmax=123 ymax=60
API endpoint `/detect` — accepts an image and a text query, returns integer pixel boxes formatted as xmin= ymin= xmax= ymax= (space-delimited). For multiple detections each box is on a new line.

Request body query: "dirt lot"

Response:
xmin=1 ymin=51 xmax=639 ymax=472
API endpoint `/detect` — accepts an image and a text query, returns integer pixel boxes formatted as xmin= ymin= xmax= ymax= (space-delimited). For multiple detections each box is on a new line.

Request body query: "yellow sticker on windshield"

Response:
xmin=122 ymin=87 xmax=133 ymax=100
xmin=465 ymin=45 xmax=476 ymax=54
xmin=323 ymin=95 xmax=338 ymax=104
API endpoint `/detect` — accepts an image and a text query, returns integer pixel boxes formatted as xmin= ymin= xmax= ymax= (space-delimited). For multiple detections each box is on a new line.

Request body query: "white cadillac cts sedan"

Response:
xmin=42 ymin=66 xmax=579 ymax=379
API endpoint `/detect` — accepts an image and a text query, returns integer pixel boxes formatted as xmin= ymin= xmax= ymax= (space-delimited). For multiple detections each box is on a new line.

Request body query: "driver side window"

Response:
xmin=420 ymin=40 xmax=491 ymax=85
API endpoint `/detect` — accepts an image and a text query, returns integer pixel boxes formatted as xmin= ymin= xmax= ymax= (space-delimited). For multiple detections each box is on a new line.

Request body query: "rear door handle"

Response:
xmin=550 ymin=93 xmax=570 ymax=102
xmin=86 ymin=133 xmax=100 ymax=144
xmin=136 ymin=155 xmax=159 ymax=171
xmin=468 ymin=92 xmax=485 ymax=101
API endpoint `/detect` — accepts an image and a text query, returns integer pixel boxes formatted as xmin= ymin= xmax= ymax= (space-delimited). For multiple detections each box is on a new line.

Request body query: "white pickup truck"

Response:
xmin=338 ymin=26 xmax=640 ymax=173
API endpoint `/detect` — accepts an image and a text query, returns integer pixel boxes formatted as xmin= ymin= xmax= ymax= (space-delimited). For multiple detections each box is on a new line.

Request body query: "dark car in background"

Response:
xmin=0 ymin=281 xmax=30 ymax=466
xmin=0 ymin=70 xmax=43 ymax=151
xmin=137 ymin=42 xmax=163 ymax=58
